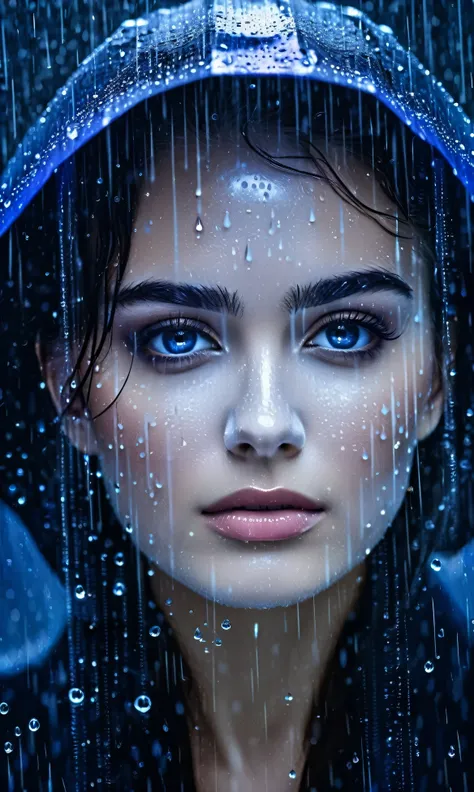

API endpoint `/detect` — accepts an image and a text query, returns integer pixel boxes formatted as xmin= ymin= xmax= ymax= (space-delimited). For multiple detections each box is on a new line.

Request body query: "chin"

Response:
xmin=178 ymin=572 xmax=333 ymax=609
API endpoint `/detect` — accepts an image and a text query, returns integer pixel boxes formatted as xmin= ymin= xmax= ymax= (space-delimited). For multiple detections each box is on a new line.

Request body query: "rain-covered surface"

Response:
xmin=0 ymin=1 xmax=474 ymax=790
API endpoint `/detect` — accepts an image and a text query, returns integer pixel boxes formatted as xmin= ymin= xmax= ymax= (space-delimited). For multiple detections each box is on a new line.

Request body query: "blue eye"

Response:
xmin=132 ymin=315 xmax=220 ymax=369
xmin=310 ymin=321 xmax=373 ymax=352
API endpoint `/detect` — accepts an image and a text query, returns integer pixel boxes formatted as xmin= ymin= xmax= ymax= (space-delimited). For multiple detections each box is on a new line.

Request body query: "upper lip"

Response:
xmin=202 ymin=487 xmax=324 ymax=514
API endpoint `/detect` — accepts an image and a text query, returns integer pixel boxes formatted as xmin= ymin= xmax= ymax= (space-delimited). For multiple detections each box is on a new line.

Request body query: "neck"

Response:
xmin=149 ymin=562 xmax=366 ymax=783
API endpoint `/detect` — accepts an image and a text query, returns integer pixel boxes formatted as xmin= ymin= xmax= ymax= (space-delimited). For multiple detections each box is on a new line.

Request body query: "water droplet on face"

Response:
xmin=244 ymin=243 xmax=252 ymax=263
xmin=28 ymin=718 xmax=40 ymax=732
xmin=75 ymin=585 xmax=86 ymax=600
xmin=424 ymin=660 xmax=435 ymax=674
xmin=68 ymin=688 xmax=85 ymax=705
xmin=4 ymin=742 xmax=13 ymax=754
xmin=195 ymin=216 xmax=204 ymax=233
xmin=134 ymin=695 xmax=152 ymax=714
xmin=221 ymin=619 xmax=231 ymax=630
xmin=113 ymin=582 xmax=126 ymax=597
xmin=0 ymin=703 xmax=9 ymax=715
xmin=430 ymin=558 xmax=441 ymax=572
xmin=223 ymin=210 xmax=231 ymax=229
xmin=149 ymin=625 xmax=161 ymax=638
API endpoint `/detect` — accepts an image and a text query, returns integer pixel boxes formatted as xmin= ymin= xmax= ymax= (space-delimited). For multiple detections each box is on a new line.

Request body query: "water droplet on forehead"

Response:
xmin=195 ymin=216 xmax=204 ymax=233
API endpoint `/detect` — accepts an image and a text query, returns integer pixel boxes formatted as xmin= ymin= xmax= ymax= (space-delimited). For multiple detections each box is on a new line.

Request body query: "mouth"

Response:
xmin=201 ymin=488 xmax=325 ymax=542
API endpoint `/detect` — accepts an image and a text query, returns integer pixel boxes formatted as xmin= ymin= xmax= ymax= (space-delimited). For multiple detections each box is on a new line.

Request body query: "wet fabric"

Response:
xmin=1 ymin=1 xmax=474 ymax=791
xmin=2 ymin=0 xmax=474 ymax=237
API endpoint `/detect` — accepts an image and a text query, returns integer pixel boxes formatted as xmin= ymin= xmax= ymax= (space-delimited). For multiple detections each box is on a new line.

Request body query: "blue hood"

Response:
xmin=1 ymin=0 xmax=473 ymax=678
xmin=1 ymin=0 xmax=474 ymax=236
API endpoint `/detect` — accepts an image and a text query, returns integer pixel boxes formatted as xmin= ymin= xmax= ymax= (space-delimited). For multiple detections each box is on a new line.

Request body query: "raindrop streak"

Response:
xmin=28 ymin=719 xmax=40 ymax=732
xmin=223 ymin=210 xmax=231 ymax=229
xmin=195 ymin=216 xmax=204 ymax=232
xmin=134 ymin=695 xmax=152 ymax=714
xmin=68 ymin=688 xmax=85 ymax=705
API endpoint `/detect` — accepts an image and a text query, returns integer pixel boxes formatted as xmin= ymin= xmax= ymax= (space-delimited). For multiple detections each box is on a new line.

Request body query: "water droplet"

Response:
xmin=149 ymin=625 xmax=161 ymax=638
xmin=319 ymin=195 xmax=325 ymax=202
xmin=309 ymin=207 xmax=316 ymax=223
xmin=114 ymin=552 xmax=124 ymax=567
xmin=437 ymin=627 xmax=445 ymax=638
xmin=381 ymin=404 xmax=390 ymax=415
xmin=430 ymin=558 xmax=441 ymax=572
xmin=284 ymin=694 xmax=293 ymax=702
xmin=448 ymin=745 xmax=456 ymax=758
xmin=0 ymin=703 xmax=9 ymax=715
xmin=195 ymin=216 xmax=204 ymax=233
xmin=75 ymin=585 xmax=86 ymax=600
xmin=214 ymin=638 xmax=222 ymax=647
xmin=28 ymin=718 xmax=40 ymax=732
xmin=134 ymin=695 xmax=151 ymax=714
xmin=165 ymin=598 xmax=172 ymax=606
xmin=244 ymin=243 xmax=253 ymax=263
xmin=68 ymin=688 xmax=85 ymax=705
xmin=194 ymin=627 xmax=203 ymax=641
xmin=424 ymin=660 xmax=434 ymax=674
xmin=221 ymin=619 xmax=231 ymax=630
xmin=289 ymin=770 xmax=297 ymax=779
xmin=361 ymin=449 xmax=369 ymax=461
xmin=223 ymin=210 xmax=231 ymax=229
xmin=424 ymin=519 xmax=435 ymax=531
xmin=195 ymin=187 xmax=202 ymax=198
xmin=353 ymin=752 xmax=359 ymax=764
xmin=14 ymin=727 xmax=21 ymax=737
xmin=66 ymin=126 xmax=78 ymax=141
xmin=4 ymin=742 xmax=13 ymax=754
xmin=113 ymin=582 xmax=126 ymax=597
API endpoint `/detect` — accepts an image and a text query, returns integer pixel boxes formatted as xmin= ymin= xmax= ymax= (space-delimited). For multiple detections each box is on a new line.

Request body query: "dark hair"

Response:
xmin=2 ymin=75 xmax=474 ymax=789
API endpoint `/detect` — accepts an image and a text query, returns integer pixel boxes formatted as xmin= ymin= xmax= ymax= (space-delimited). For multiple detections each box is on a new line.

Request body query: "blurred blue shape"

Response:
xmin=0 ymin=500 xmax=67 ymax=676
xmin=429 ymin=540 xmax=474 ymax=645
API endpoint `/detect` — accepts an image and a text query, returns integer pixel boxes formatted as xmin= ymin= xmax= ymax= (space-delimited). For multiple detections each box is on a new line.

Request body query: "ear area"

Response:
xmin=35 ymin=333 xmax=99 ymax=456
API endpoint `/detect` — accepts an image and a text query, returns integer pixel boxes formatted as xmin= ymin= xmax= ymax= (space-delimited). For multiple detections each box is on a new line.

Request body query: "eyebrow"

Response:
xmin=115 ymin=268 xmax=413 ymax=316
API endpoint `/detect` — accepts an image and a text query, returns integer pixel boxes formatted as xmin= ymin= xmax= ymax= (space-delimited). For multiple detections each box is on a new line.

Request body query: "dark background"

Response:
xmin=0 ymin=0 xmax=473 ymax=171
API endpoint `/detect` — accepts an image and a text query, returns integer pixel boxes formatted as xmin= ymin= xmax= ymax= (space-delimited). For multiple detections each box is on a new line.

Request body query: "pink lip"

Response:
xmin=202 ymin=488 xmax=325 ymax=542
xmin=203 ymin=509 xmax=325 ymax=542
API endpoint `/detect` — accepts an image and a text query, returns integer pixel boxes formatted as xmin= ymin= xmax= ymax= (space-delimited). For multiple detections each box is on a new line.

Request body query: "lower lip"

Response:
xmin=202 ymin=509 xmax=325 ymax=542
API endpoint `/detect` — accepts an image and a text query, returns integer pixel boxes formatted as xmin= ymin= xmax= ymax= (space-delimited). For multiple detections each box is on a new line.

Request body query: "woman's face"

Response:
xmin=53 ymin=126 xmax=443 ymax=608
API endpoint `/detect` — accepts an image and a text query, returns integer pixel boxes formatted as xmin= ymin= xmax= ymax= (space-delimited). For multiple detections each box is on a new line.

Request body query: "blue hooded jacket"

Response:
xmin=1 ymin=1 xmax=474 ymax=790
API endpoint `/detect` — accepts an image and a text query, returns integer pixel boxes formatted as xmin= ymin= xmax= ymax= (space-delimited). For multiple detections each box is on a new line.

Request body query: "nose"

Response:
xmin=223 ymin=348 xmax=306 ymax=461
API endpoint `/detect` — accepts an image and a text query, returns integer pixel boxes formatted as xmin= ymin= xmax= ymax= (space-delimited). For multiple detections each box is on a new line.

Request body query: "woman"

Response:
xmin=0 ymin=2 xmax=473 ymax=790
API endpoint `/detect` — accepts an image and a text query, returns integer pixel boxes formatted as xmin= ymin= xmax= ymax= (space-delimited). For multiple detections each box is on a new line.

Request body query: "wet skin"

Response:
xmin=43 ymin=127 xmax=443 ymax=789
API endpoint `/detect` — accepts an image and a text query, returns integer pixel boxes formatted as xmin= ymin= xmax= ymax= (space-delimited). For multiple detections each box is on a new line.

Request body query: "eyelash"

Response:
xmin=129 ymin=310 xmax=402 ymax=370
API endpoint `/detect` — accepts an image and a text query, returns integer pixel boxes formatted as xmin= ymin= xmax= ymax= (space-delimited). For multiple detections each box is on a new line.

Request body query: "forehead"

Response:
xmin=123 ymin=134 xmax=427 ymax=300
